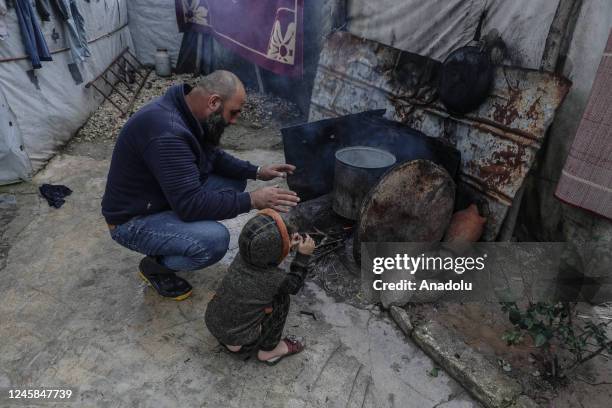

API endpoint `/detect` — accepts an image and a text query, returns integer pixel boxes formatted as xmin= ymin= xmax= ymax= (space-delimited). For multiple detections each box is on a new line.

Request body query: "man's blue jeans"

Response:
xmin=109 ymin=175 xmax=247 ymax=271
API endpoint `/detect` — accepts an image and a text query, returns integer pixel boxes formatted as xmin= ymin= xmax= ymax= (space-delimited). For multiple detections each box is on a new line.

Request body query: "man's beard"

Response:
xmin=200 ymin=108 xmax=229 ymax=147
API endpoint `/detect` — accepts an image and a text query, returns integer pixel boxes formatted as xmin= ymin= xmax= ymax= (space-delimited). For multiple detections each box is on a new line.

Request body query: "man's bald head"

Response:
xmin=185 ymin=70 xmax=246 ymax=126
xmin=196 ymin=70 xmax=245 ymax=100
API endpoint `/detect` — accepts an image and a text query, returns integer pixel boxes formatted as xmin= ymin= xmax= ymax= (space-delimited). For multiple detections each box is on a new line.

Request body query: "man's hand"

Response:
xmin=257 ymin=163 xmax=296 ymax=181
xmin=250 ymin=186 xmax=300 ymax=212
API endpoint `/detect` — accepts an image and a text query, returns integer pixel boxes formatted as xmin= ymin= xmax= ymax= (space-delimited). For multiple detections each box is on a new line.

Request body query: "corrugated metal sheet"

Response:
xmin=310 ymin=32 xmax=571 ymax=240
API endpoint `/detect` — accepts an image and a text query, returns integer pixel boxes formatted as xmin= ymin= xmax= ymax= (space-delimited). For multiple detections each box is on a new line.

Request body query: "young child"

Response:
xmin=205 ymin=209 xmax=315 ymax=365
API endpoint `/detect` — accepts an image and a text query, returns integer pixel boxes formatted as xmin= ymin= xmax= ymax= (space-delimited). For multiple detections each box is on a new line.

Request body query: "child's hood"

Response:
xmin=238 ymin=209 xmax=291 ymax=268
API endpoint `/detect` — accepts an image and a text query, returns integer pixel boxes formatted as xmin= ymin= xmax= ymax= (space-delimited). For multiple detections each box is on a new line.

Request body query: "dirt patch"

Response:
xmin=408 ymin=302 xmax=612 ymax=407
xmin=220 ymin=120 xmax=284 ymax=151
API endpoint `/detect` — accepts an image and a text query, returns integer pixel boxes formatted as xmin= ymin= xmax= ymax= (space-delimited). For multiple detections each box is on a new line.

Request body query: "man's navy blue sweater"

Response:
xmin=101 ymin=84 xmax=257 ymax=225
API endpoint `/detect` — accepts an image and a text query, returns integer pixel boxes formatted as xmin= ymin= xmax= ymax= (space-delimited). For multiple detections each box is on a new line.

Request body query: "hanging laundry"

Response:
xmin=51 ymin=0 xmax=90 ymax=62
xmin=14 ymin=0 xmax=53 ymax=69
xmin=35 ymin=0 xmax=52 ymax=22
xmin=0 ymin=0 xmax=8 ymax=41
xmin=556 ymin=30 xmax=612 ymax=220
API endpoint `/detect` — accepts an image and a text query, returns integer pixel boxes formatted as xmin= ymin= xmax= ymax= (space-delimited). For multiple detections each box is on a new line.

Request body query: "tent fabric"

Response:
xmin=347 ymin=0 xmax=559 ymax=69
xmin=0 ymin=1 xmax=7 ymax=40
xmin=0 ymin=86 xmax=31 ymax=183
xmin=175 ymin=0 xmax=304 ymax=76
xmin=127 ymin=0 xmax=183 ymax=67
xmin=0 ymin=0 xmax=133 ymax=184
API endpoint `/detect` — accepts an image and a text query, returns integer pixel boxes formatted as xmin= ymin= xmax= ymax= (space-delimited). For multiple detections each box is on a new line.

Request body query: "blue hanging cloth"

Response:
xmin=14 ymin=0 xmax=52 ymax=69
xmin=51 ymin=0 xmax=90 ymax=62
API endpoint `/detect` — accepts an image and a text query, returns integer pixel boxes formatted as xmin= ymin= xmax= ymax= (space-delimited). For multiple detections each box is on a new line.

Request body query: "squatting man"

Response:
xmin=102 ymin=70 xmax=302 ymax=300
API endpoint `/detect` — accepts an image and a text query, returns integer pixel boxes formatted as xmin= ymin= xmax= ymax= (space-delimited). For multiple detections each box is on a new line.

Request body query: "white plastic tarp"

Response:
xmin=347 ymin=0 xmax=560 ymax=69
xmin=127 ymin=0 xmax=182 ymax=67
xmin=0 ymin=85 xmax=30 ymax=183
xmin=0 ymin=0 xmax=133 ymax=184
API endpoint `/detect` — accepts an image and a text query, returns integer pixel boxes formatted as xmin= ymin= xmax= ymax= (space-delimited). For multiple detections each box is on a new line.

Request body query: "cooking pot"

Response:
xmin=438 ymin=8 xmax=493 ymax=115
xmin=332 ymin=146 xmax=396 ymax=220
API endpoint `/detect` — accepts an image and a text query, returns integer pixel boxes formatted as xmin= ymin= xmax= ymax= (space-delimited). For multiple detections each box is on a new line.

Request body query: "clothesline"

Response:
xmin=0 ymin=22 xmax=128 ymax=64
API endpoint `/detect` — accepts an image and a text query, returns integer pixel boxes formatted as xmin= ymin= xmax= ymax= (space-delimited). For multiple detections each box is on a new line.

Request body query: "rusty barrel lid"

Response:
xmin=354 ymin=159 xmax=456 ymax=264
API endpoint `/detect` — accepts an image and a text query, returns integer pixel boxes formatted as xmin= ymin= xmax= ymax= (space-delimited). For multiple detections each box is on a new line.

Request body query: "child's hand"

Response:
xmin=297 ymin=234 xmax=315 ymax=255
xmin=290 ymin=233 xmax=302 ymax=248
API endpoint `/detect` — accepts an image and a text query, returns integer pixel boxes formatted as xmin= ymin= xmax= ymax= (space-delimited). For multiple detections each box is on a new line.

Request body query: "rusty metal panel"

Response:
xmin=309 ymin=32 xmax=571 ymax=240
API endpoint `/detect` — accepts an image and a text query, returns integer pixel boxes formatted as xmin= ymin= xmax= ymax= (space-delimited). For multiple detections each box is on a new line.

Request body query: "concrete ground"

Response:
xmin=0 ymin=113 xmax=479 ymax=407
